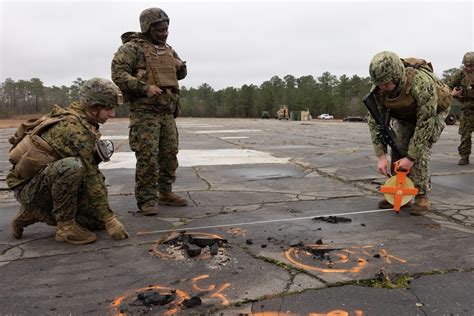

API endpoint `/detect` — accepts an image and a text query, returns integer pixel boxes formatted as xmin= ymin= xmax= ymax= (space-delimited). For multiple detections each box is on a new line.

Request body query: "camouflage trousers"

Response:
xmin=14 ymin=157 xmax=105 ymax=230
xmin=458 ymin=104 xmax=474 ymax=158
xmin=391 ymin=113 xmax=446 ymax=195
xmin=129 ymin=111 xmax=179 ymax=207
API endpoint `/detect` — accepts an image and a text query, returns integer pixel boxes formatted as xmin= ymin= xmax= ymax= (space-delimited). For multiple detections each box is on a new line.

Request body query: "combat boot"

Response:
xmin=139 ymin=201 xmax=159 ymax=216
xmin=158 ymin=191 xmax=188 ymax=206
xmin=55 ymin=220 xmax=97 ymax=245
xmin=458 ymin=157 xmax=469 ymax=165
xmin=409 ymin=195 xmax=430 ymax=216
xmin=377 ymin=199 xmax=412 ymax=209
xmin=11 ymin=205 xmax=55 ymax=239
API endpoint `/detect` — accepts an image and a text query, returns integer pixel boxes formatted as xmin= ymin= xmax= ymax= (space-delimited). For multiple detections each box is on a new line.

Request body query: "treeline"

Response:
xmin=0 ymin=78 xmax=85 ymax=118
xmin=0 ymin=68 xmax=461 ymax=119
xmin=180 ymin=73 xmax=371 ymax=118
xmin=0 ymin=77 xmax=133 ymax=118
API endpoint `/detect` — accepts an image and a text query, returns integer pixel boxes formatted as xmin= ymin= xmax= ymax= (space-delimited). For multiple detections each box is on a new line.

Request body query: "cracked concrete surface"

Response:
xmin=0 ymin=117 xmax=472 ymax=315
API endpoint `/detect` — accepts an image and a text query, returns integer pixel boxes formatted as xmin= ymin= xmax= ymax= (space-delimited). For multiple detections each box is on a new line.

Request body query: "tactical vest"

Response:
xmin=379 ymin=68 xmax=418 ymax=122
xmin=379 ymin=64 xmax=452 ymax=122
xmin=140 ymin=41 xmax=179 ymax=88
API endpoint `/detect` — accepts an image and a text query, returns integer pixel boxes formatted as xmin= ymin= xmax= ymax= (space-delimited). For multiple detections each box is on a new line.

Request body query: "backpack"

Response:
xmin=401 ymin=58 xmax=452 ymax=113
xmin=8 ymin=115 xmax=65 ymax=179
xmin=8 ymin=116 xmax=62 ymax=149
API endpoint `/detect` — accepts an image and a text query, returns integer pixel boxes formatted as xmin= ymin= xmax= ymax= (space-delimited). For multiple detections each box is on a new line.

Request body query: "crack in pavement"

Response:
xmin=291 ymin=159 xmax=379 ymax=195
xmin=0 ymin=240 xmax=159 ymax=263
xmin=0 ymin=236 xmax=50 ymax=256
xmin=430 ymin=208 xmax=474 ymax=229
xmin=194 ymin=166 xmax=212 ymax=190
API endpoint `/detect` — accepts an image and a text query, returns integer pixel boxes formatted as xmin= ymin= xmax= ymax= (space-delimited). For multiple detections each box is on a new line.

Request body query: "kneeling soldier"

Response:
xmin=7 ymin=78 xmax=128 ymax=244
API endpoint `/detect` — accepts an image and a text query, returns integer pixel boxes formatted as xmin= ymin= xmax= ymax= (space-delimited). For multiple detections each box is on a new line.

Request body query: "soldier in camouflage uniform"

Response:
xmin=111 ymin=7 xmax=188 ymax=216
xmin=6 ymin=78 xmax=129 ymax=244
xmin=449 ymin=52 xmax=474 ymax=165
xmin=367 ymin=51 xmax=448 ymax=215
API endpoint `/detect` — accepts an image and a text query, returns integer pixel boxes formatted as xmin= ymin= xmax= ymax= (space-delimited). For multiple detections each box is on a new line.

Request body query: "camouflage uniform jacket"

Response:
xmin=6 ymin=103 xmax=112 ymax=219
xmin=111 ymin=32 xmax=187 ymax=112
xmin=368 ymin=70 xmax=438 ymax=159
xmin=449 ymin=69 xmax=474 ymax=108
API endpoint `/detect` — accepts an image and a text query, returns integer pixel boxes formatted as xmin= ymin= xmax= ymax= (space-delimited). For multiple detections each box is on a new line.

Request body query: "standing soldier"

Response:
xmin=367 ymin=51 xmax=448 ymax=215
xmin=7 ymin=78 xmax=129 ymax=244
xmin=450 ymin=52 xmax=474 ymax=165
xmin=111 ymin=7 xmax=188 ymax=216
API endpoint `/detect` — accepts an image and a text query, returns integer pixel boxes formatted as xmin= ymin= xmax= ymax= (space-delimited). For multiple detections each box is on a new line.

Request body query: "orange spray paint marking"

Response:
xmin=285 ymin=245 xmax=367 ymax=273
xmin=310 ymin=310 xmax=364 ymax=316
xmin=209 ymin=283 xmax=231 ymax=305
xmin=310 ymin=311 xmax=349 ymax=316
xmin=191 ymin=274 xmax=230 ymax=305
xmin=227 ymin=227 xmax=247 ymax=237
xmin=285 ymin=244 xmax=407 ymax=274
xmin=379 ymin=249 xmax=407 ymax=264
xmin=252 ymin=313 xmax=298 ymax=316
xmin=192 ymin=274 xmax=216 ymax=291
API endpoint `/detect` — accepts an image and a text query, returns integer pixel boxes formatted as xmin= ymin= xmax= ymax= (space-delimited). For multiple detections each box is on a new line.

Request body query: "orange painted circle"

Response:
xmin=284 ymin=244 xmax=368 ymax=273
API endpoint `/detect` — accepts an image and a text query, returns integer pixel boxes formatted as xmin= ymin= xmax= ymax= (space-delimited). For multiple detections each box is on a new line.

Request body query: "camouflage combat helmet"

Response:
xmin=462 ymin=52 xmax=474 ymax=66
xmin=369 ymin=51 xmax=405 ymax=86
xmin=140 ymin=8 xmax=169 ymax=33
xmin=79 ymin=78 xmax=123 ymax=109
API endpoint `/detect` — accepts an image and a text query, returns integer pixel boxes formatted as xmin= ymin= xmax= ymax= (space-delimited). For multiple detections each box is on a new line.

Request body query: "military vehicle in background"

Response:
xmin=343 ymin=116 xmax=367 ymax=122
xmin=275 ymin=105 xmax=289 ymax=120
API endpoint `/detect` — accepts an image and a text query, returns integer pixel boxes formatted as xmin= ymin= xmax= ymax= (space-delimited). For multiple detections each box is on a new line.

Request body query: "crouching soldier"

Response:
xmin=6 ymin=78 xmax=129 ymax=245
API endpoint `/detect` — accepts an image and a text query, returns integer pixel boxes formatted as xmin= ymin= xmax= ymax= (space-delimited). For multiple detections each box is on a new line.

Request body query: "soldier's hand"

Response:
xmin=397 ymin=157 xmax=414 ymax=171
xmin=377 ymin=154 xmax=391 ymax=177
xmin=105 ymin=215 xmax=129 ymax=240
xmin=174 ymin=58 xmax=183 ymax=69
xmin=451 ymin=87 xmax=462 ymax=97
xmin=146 ymin=85 xmax=162 ymax=98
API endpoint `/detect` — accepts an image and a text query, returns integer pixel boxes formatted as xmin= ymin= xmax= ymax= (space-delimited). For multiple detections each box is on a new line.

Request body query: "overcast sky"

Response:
xmin=1 ymin=0 xmax=473 ymax=90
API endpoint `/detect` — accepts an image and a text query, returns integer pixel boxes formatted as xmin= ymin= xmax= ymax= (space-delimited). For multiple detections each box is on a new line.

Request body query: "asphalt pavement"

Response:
xmin=0 ymin=117 xmax=472 ymax=315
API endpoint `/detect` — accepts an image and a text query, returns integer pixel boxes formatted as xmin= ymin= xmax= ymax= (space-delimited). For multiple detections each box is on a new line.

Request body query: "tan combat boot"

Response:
xmin=55 ymin=220 xmax=97 ymax=245
xmin=409 ymin=195 xmax=430 ymax=216
xmin=11 ymin=205 xmax=56 ymax=239
xmin=158 ymin=191 xmax=188 ymax=206
xmin=458 ymin=157 xmax=469 ymax=165
xmin=139 ymin=201 xmax=159 ymax=216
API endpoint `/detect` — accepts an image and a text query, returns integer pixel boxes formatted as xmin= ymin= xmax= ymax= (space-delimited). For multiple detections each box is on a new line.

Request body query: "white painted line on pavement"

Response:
xmin=136 ymin=208 xmax=392 ymax=235
xmin=101 ymin=135 xmax=128 ymax=140
xmin=219 ymin=136 xmax=250 ymax=139
xmin=178 ymin=124 xmax=224 ymax=128
xmin=101 ymin=149 xmax=290 ymax=169
xmin=193 ymin=129 xmax=262 ymax=134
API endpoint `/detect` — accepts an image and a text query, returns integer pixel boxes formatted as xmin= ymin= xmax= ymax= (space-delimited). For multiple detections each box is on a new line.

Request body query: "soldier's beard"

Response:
xmin=149 ymin=34 xmax=167 ymax=46
xmin=152 ymin=38 xmax=167 ymax=46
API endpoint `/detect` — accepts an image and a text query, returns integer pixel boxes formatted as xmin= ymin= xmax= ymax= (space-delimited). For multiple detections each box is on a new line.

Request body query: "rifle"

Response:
xmin=363 ymin=90 xmax=406 ymax=157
